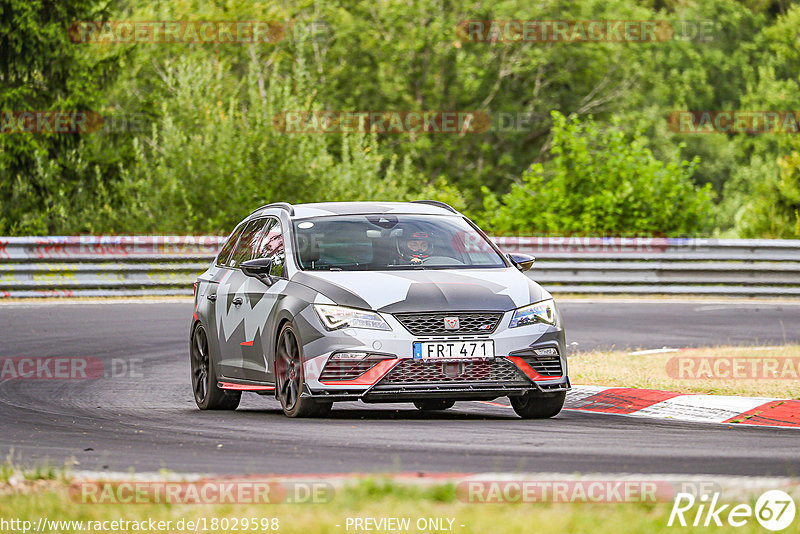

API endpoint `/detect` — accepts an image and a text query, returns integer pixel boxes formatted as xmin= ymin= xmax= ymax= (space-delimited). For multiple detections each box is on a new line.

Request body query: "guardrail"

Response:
xmin=0 ymin=236 xmax=798 ymax=298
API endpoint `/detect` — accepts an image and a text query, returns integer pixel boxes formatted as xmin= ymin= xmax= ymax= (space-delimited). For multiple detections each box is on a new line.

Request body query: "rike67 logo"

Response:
xmin=668 ymin=490 xmax=796 ymax=531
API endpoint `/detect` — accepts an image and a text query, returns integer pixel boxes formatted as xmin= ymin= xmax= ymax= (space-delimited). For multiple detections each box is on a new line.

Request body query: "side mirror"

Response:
xmin=240 ymin=258 xmax=274 ymax=286
xmin=508 ymin=253 xmax=535 ymax=272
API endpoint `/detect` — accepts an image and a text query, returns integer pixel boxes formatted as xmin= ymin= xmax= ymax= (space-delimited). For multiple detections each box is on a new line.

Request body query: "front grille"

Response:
xmin=378 ymin=357 xmax=528 ymax=385
xmin=393 ymin=312 xmax=503 ymax=336
xmin=519 ymin=355 xmax=563 ymax=377
xmin=320 ymin=357 xmax=382 ymax=381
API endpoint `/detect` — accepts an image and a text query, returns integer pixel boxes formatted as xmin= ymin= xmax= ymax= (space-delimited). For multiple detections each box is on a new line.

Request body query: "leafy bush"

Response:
xmin=83 ymin=55 xmax=464 ymax=234
xmin=480 ymin=112 xmax=715 ymax=236
xmin=0 ymin=0 xmax=122 ymax=235
xmin=731 ymin=151 xmax=800 ymax=238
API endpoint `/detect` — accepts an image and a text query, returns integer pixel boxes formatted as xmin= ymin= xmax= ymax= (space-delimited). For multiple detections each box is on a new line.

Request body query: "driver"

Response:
xmin=399 ymin=231 xmax=434 ymax=264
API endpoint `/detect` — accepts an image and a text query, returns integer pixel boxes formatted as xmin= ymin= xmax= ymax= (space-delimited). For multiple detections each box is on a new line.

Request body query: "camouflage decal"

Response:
xmin=291 ymin=271 xmax=372 ymax=310
xmin=192 ymin=201 xmax=568 ymax=402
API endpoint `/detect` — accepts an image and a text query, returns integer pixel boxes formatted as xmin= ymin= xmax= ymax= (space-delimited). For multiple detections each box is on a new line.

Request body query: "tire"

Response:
xmin=413 ymin=399 xmax=456 ymax=411
xmin=191 ymin=323 xmax=241 ymax=410
xmin=509 ymin=390 xmax=566 ymax=419
xmin=275 ymin=323 xmax=331 ymax=418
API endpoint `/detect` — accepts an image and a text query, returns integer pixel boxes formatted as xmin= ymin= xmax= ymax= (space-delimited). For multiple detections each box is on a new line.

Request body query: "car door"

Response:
xmin=202 ymin=222 xmax=247 ymax=380
xmin=241 ymin=217 xmax=289 ymax=382
xmin=214 ymin=217 xmax=269 ymax=379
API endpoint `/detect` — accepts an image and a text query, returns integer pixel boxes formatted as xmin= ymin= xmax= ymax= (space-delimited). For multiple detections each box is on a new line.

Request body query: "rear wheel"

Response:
xmin=413 ymin=399 xmax=456 ymax=411
xmin=275 ymin=323 xmax=331 ymax=418
xmin=191 ymin=324 xmax=241 ymax=410
xmin=509 ymin=391 xmax=565 ymax=419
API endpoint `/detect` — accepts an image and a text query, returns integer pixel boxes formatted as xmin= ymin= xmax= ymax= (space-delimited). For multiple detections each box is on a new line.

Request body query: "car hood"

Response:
xmin=291 ymin=268 xmax=548 ymax=313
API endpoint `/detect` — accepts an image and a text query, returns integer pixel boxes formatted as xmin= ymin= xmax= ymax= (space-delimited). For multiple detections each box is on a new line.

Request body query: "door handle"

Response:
xmin=232 ymin=297 xmax=243 ymax=306
xmin=206 ymin=294 xmax=217 ymax=301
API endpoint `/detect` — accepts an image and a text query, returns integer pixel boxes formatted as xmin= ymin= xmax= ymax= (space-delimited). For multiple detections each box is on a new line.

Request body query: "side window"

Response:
xmin=216 ymin=224 xmax=246 ymax=267
xmin=256 ymin=218 xmax=286 ymax=278
xmin=229 ymin=218 xmax=268 ymax=267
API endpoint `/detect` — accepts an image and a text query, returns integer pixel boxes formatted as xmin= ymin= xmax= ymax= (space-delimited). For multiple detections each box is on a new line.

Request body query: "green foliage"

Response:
xmin=481 ymin=112 xmax=714 ymax=236
xmin=100 ymin=56 xmax=457 ymax=234
xmin=0 ymin=0 xmax=124 ymax=234
xmin=303 ymin=0 xmax=658 ymax=208
xmin=732 ymin=151 xmax=800 ymax=238
xmin=3 ymin=0 xmax=800 ymax=237
xmin=339 ymin=478 xmax=457 ymax=505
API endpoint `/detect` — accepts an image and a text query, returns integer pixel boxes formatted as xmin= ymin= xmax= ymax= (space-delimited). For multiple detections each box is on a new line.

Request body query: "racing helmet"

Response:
xmin=397 ymin=229 xmax=434 ymax=262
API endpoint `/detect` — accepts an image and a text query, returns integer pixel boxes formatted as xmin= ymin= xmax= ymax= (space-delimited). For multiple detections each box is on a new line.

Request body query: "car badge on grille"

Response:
xmin=444 ymin=317 xmax=460 ymax=330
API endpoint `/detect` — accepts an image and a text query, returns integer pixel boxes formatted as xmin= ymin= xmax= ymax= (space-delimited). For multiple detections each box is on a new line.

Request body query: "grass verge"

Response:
xmin=0 ymin=477 xmax=783 ymax=534
xmin=570 ymin=345 xmax=800 ymax=398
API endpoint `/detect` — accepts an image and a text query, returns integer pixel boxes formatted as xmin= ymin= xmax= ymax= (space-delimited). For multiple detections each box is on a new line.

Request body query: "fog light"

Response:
xmin=533 ymin=347 xmax=559 ymax=356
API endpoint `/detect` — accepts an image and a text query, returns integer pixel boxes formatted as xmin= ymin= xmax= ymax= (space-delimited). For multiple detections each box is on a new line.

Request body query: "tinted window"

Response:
xmin=229 ymin=218 xmax=268 ymax=267
xmin=292 ymin=214 xmax=506 ymax=271
xmin=256 ymin=218 xmax=286 ymax=278
xmin=216 ymin=224 xmax=246 ymax=266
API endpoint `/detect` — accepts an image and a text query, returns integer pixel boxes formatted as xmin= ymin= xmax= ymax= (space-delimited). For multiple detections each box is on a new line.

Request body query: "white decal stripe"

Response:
xmin=628 ymin=394 xmax=775 ymax=423
xmin=303 ymin=272 xmax=412 ymax=309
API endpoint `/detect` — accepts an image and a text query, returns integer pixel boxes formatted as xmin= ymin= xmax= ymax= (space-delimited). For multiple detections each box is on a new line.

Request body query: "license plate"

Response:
xmin=413 ymin=340 xmax=494 ymax=360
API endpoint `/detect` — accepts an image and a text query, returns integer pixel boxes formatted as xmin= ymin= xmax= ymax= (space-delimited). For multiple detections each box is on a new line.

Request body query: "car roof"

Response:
xmin=251 ymin=201 xmax=459 ymax=219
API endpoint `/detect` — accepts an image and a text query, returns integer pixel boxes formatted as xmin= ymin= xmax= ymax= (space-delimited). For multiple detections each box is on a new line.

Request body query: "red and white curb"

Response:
xmin=478 ymin=386 xmax=799 ymax=428
xmin=562 ymin=386 xmax=800 ymax=428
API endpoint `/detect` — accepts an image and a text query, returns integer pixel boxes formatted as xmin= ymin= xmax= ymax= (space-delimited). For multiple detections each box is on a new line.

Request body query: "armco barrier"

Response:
xmin=0 ymin=236 xmax=224 ymax=298
xmin=0 ymin=236 xmax=798 ymax=298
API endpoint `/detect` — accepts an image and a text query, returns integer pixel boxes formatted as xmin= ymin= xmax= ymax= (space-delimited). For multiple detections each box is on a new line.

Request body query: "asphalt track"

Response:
xmin=0 ymin=299 xmax=799 ymax=476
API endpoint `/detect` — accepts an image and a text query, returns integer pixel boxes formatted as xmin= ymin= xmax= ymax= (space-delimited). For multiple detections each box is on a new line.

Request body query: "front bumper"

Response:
xmin=296 ymin=305 xmax=570 ymax=401
xmin=302 ymin=377 xmax=571 ymax=403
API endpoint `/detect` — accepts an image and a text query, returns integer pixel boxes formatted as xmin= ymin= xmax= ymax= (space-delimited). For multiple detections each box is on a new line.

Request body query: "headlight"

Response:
xmin=509 ymin=299 xmax=557 ymax=328
xmin=314 ymin=305 xmax=391 ymax=331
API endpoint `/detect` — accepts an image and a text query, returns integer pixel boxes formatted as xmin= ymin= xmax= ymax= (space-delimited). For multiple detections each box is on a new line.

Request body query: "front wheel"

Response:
xmin=191 ymin=323 xmax=241 ymax=410
xmin=413 ymin=399 xmax=456 ymax=411
xmin=275 ymin=323 xmax=331 ymax=418
xmin=509 ymin=390 xmax=566 ymax=419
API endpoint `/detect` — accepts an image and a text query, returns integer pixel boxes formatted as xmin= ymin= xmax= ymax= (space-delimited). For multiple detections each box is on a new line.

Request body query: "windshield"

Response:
xmin=292 ymin=214 xmax=507 ymax=271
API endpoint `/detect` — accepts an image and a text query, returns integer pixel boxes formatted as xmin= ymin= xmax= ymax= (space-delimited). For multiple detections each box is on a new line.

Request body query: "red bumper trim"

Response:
xmin=506 ymin=355 xmax=563 ymax=382
xmin=320 ymin=359 xmax=399 ymax=386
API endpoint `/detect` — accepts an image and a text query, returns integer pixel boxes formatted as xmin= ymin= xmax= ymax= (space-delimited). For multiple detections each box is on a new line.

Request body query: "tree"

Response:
xmin=0 ymin=0 xmax=122 ymax=234
xmin=102 ymin=55 xmax=457 ymax=234
xmin=732 ymin=151 xmax=800 ymax=238
xmin=481 ymin=112 xmax=714 ymax=236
